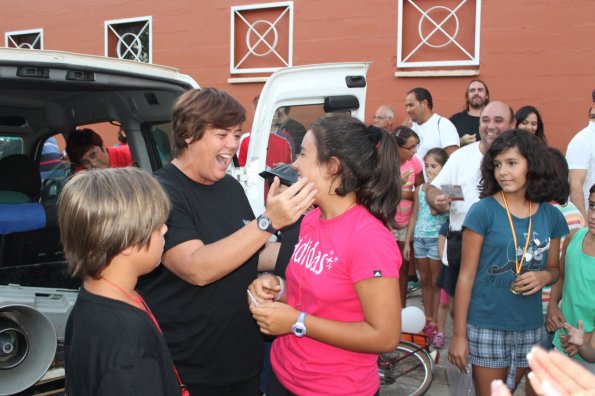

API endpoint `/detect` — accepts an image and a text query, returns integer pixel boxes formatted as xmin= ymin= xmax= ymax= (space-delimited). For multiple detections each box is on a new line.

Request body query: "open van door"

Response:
xmin=230 ymin=62 xmax=370 ymax=214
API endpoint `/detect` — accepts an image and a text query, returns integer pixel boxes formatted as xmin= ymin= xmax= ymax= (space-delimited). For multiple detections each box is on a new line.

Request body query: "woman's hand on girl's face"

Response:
xmin=265 ymin=177 xmax=317 ymax=229
xmin=249 ymin=301 xmax=299 ymax=336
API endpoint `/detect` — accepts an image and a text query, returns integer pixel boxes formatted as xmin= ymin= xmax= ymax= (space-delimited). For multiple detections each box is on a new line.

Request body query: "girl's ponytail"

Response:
xmin=309 ymin=115 xmax=401 ymax=228
xmin=358 ymin=128 xmax=401 ymax=228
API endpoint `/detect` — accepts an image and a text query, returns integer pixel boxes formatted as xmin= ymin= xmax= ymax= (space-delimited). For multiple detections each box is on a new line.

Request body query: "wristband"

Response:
xmin=273 ymin=276 xmax=286 ymax=301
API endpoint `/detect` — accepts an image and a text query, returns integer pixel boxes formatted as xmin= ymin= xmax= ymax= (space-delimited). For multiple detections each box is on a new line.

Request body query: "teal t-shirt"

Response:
xmin=414 ymin=187 xmax=449 ymax=238
xmin=463 ymin=197 xmax=569 ymax=331
xmin=553 ymin=227 xmax=595 ymax=362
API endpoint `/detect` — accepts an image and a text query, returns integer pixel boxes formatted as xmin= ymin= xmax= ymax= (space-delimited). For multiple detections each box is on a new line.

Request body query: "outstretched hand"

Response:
xmin=564 ymin=321 xmax=585 ymax=347
xmin=265 ymin=177 xmax=317 ymax=230
xmin=526 ymin=347 xmax=595 ymax=396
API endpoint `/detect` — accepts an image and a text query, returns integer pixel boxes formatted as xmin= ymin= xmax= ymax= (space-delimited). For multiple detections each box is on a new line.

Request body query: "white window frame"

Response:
xmin=104 ymin=16 xmax=152 ymax=63
xmin=396 ymin=0 xmax=481 ymax=68
xmin=230 ymin=1 xmax=293 ymax=74
xmin=5 ymin=28 xmax=44 ymax=49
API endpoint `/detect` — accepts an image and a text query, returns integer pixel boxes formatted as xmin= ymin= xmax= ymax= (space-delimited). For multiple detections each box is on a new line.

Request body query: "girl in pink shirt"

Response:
xmin=394 ymin=126 xmax=424 ymax=307
xmin=249 ymin=115 xmax=402 ymax=396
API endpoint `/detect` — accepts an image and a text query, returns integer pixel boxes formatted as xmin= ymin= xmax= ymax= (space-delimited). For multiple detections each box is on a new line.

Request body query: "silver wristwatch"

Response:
xmin=291 ymin=312 xmax=307 ymax=337
xmin=256 ymin=214 xmax=278 ymax=234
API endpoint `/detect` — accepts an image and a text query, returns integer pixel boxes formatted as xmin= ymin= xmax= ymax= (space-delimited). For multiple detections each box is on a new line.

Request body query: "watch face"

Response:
xmin=258 ymin=217 xmax=269 ymax=229
xmin=292 ymin=323 xmax=306 ymax=337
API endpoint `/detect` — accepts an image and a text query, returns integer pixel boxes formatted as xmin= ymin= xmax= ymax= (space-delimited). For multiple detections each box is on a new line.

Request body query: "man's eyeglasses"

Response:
xmin=373 ymin=115 xmax=392 ymax=121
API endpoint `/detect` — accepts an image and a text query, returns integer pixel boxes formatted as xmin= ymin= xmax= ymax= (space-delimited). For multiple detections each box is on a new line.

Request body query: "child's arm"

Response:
xmin=562 ymin=320 xmax=595 ymax=363
xmin=449 ymin=228 xmax=483 ymax=372
xmin=403 ymin=186 xmax=420 ymax=261
xmin=437 ymin=234 xmax=446 ymax=261
xmin=546 ymin=231 xmax=575 ymax=331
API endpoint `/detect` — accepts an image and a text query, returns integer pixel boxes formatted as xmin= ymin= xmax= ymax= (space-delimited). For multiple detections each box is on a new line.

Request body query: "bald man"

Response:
xmin=373 ymin=105 xmax=396 ymax=131
xmin=425 ymin=101 xmax=516 ymax=298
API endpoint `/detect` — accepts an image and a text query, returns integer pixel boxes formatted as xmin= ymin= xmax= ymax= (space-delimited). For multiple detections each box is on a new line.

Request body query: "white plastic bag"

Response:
xmin=446 ymin=361 xmax=475 ymax=396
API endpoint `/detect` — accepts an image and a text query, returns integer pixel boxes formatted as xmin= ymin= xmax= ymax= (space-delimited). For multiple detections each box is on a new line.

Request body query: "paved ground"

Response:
xmin=381 ymin=289 xmax=527 ymax=395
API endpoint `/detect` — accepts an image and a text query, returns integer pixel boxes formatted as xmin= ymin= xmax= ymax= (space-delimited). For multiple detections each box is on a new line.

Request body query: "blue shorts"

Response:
xmin=467 ymin=324 xmax=544 ymax=389
xmin=413 ymin=237 xmax=439 ymax=260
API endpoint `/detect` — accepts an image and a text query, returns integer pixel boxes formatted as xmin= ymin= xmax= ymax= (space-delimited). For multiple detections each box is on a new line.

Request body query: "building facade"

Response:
xmin=2 ymin=0 xmax=593 ymax=150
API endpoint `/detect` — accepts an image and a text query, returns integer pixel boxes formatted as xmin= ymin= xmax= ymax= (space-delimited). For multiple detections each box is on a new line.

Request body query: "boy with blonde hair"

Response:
xmin=60 ymin=168 xmax=185 ymax=395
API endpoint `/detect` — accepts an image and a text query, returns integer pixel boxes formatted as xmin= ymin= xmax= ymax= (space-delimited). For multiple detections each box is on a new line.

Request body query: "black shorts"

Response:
xmin=442 ymin=230 xmax=462 ymax=297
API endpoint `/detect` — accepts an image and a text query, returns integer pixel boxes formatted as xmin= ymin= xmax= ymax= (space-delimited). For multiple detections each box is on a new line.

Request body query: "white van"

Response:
xmin=0 ymin=48 xmax=370 ymax=395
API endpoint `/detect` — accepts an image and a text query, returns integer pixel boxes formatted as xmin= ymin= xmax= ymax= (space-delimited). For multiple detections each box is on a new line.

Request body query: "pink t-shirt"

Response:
xmin=395 ymin=156 xmax=423 ymax=227
xmin=271 ymin=205 xmax=401 ymax=396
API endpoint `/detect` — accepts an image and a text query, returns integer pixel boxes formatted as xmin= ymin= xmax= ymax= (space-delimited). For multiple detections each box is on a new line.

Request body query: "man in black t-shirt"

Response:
xmin=449 ymin=79 xmax=490 ymax=146
xmin=138 ymin=88 xmax=315 ymax=396
xmin=276 ymin=106 xmax=306 ymax=155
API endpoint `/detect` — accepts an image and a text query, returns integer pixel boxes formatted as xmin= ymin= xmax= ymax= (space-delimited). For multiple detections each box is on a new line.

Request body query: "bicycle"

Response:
xmin=378 ymin=332 xmax=438 ymax=396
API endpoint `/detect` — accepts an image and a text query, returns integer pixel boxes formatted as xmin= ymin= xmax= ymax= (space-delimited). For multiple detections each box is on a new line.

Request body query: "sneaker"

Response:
xmin=407 ymin=280 xmax=421 ymax=293
xmin=433 ymin=332 xmax=445 ymax=349
xmin=423 ymin=322 xmax=437 ymax=341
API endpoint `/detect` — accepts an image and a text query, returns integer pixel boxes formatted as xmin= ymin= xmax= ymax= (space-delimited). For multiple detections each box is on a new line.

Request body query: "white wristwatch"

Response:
xmin=292 ymin=312 xmax=307 ymax=337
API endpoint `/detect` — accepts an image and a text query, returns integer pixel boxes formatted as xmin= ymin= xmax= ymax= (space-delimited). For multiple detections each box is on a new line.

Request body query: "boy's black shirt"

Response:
xmin=64 ymin=288 xmax=181 ymax=396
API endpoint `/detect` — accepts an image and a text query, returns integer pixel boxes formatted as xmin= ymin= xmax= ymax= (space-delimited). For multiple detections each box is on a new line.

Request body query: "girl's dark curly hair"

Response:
xmin=309 ymin=115 xmax=401 ymax=228
xmin=479 ymin=129 xmax=558 ymax=203
xmin=546 ymin=147 xmax=569 ymax=205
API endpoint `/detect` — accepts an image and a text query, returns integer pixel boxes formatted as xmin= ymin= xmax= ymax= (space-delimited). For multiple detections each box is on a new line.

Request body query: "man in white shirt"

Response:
xmin=425 ymin=101 xmax=515 ymax=297
xmin=566 ymin=90 xmax=595 ymax=218
xmin=405 ymin=87 xmax=460 ymax=163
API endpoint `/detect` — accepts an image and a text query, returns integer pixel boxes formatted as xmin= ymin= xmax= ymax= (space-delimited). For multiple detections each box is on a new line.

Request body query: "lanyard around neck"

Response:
xmin=501 ymin=191 xmax=532 ymax=275
xmin=100 ymin=276 xmax=189 ymax=395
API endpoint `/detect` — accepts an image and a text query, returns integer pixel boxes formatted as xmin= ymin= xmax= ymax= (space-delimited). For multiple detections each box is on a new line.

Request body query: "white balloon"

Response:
xmin=401 ymin=306 xmax=426 ymax=334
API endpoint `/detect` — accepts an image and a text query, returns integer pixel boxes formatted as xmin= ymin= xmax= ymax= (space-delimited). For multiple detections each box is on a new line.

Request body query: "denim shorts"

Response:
xmin=413 ymin=237 xmax=439 ymax=260
xmin=467 ymin=323 xmax=544 ymax=389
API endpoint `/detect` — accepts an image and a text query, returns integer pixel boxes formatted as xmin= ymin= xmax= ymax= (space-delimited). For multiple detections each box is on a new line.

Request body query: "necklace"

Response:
xmin=99 ymin=276 xmax=189 ymax=395
xmin=100 ymin=276 xmax=145 ymax=310
xmin=501 ymin=191 xmax=533 ymax=295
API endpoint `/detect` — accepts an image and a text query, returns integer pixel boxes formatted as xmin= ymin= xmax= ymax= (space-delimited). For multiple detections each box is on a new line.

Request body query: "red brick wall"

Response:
xmin=2 ymin=0 xmax=593 ymax=151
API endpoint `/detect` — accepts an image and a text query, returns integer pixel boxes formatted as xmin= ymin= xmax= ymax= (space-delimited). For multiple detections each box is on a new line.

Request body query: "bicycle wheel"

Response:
xmin=379 ymin=341 xmax=433 ymax=396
